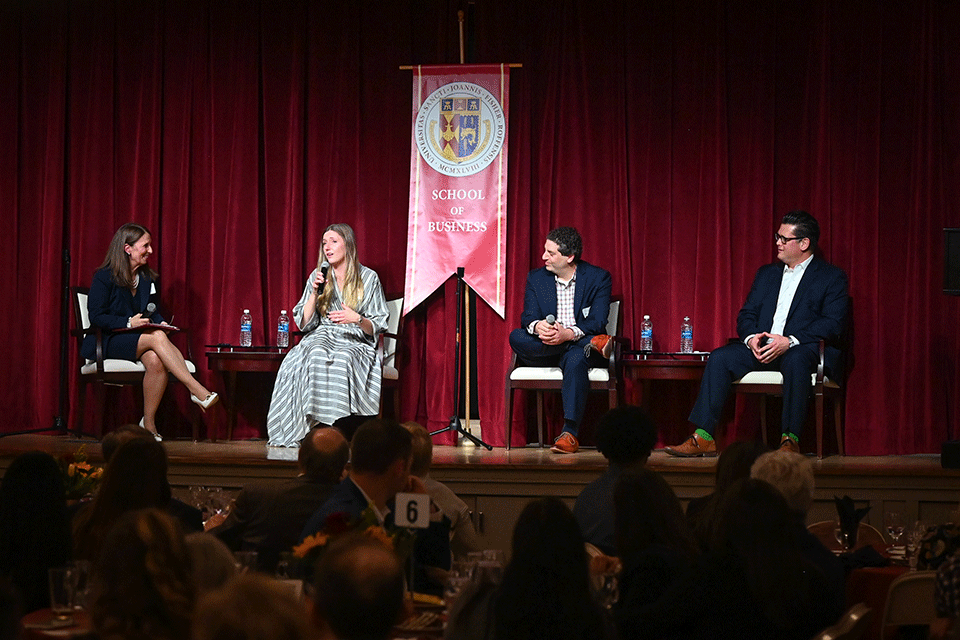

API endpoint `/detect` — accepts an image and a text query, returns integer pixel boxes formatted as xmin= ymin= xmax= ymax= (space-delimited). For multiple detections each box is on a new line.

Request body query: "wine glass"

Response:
xmin=833 ymin=522 xmax=851 ymax=552
xmin=884 ymin=510 xmax=905 ymax=551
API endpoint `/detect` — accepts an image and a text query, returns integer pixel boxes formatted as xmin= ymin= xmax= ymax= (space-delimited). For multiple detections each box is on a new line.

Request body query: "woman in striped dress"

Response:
xmin=267 ymin=224 xmax=389 ymax=447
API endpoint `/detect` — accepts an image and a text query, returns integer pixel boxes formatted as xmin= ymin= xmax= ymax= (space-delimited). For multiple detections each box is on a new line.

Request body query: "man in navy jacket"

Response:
xmin=509 ymin=227 xmax=613 ymax=454
xmin=667 ymin=211 xmax=848 ymax=457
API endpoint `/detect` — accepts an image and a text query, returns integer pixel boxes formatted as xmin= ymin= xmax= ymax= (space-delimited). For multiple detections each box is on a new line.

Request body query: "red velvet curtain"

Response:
xmin=2 ymin=0 xmax=958 ymax=454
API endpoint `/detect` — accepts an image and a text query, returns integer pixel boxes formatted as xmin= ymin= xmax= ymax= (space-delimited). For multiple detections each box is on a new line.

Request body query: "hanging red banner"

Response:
xmin=403 ymin=64 xmax=509 ymax=318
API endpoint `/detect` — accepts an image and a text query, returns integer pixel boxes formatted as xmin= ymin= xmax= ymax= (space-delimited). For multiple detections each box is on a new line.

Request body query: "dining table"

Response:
xmin=21 ymin=608 xmax=95 ymax=640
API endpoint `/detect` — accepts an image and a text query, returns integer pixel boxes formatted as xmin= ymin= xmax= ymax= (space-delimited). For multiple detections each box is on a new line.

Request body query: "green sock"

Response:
xmin=781 ymin=432 xmax=798 ymax=443
xmin=695 ymin=429 xmax=714 ymax=442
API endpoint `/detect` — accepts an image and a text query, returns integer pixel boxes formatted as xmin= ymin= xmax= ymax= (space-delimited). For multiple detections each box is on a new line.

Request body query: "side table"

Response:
xmin=205 ymin=346 xmax=289 ymax=441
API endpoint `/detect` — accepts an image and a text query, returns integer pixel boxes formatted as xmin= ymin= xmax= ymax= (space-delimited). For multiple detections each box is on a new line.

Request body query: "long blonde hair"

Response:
xmin=316 ymin=223 xmax=364 ymax=317
xmin=99 ymin=223 xmax=158 ymax=289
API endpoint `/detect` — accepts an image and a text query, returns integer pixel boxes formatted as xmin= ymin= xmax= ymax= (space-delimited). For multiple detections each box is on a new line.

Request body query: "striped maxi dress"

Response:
xmin=266 ymin=265 xmax=389 ymax=447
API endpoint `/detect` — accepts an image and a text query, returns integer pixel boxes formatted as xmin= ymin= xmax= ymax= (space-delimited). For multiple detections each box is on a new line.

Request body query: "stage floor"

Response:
xmin=2 ymin=434 xmax=958 ymax=553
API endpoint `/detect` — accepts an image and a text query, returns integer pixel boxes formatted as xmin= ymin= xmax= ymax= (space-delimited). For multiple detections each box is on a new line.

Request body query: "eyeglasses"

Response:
xmin=774 ymin=233 xmax=804 ymax=244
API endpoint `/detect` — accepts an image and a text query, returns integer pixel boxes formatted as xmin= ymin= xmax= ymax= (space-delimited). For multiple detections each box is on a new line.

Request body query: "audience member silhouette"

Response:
xmin=404 ymin=421 xmax=482 ymax=558
xmin=311 ymin=533 xmax=405 ymax=640
xmin=193 ymin=573 xmax=314 ymax=640
xmin=98 ymin=424 xmax=202 ymax=532
xmin=184 ymin=532 xmax=238 ymax=595
xmin=574 ymin=405 xmax=658 ymax=555
xmin=685 ymin=439 xmax=768 ymax=547
xmin=612 ymin=467 xmax=699 ymax=633
xmin=627 ymin=478 xmax=838 ymax=639
xmin=446 ymin=497 xmax=616 ymax=640
xmin=750 ymin=450 xmax=845 ymax=621
xmin=73 ymin=438 xmax=173 ymax=561
xmin=0 ymin=578 xmax=22 ymax=640
xmin=208 ymin=426 xmax=349 ymax=572
xmin=89 ymin=508 xmax=194 ymax=640
xmin=0 ymin=451 xmax=72 ymax=612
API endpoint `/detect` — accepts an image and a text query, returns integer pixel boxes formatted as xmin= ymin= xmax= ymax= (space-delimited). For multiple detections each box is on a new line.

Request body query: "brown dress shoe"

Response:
xmin=664 ymin=433 xmax=718 ymax=457
xmin=584 ymin=334 xmax=614 ymax=359
xmin=779 ymin=436 xmax=800 ymax=454
xmin=550 ymin=432 xmax=579 ymax=454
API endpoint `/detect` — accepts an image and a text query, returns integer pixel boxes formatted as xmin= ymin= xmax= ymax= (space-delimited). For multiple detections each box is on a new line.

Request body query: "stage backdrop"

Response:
xmin=1 ymin=0 xmax=958 ymax=454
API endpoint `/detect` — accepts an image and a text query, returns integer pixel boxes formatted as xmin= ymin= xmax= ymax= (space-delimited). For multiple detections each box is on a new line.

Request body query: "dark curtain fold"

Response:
xmin=2 ymin=0 xmax=958 ymax=454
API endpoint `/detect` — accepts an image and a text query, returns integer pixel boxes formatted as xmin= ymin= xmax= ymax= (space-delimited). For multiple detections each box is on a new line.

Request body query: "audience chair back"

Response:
xmin=807 ymin=520 xmax=885 ymax=552
xmin=378 ymin=296 xmax=403 ymax=419
xmin=72 ymin=286 xmax=200 ymax=439
xmin=811 ymin=602 xmax=872 ymax=640
xmin=505 ymin=299 xmax=621 ymax=449
xmin=880 ymin=570 xmax=937 ymax=635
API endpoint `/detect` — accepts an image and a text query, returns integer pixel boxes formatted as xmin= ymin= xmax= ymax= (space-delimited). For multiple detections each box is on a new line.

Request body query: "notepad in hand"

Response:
xmin=116 ymin=323 xmax=180 ymax=333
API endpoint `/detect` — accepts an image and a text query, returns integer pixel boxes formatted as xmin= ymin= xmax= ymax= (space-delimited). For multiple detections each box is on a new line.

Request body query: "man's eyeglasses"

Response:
xmin=774 ymin=233 xmax=803 ymax=244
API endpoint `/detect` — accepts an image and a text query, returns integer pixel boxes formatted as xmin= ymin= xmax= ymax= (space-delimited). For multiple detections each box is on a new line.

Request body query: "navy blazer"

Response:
xmin=81 ymin=267 xmax=164 ymax=360
xmin=736 ymin=257 xmax=849 ymax=374
xmin=519 ymin=261 xmax=613 ymax=337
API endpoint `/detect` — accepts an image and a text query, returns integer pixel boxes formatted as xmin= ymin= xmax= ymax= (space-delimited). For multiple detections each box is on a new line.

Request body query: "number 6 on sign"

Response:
xmin=394 ymin=493 xmax=430 ymax=529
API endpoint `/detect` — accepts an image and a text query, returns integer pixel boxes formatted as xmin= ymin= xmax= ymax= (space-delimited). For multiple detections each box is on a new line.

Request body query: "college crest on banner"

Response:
xmin=403 ymin=64 xmax=509 ymax=318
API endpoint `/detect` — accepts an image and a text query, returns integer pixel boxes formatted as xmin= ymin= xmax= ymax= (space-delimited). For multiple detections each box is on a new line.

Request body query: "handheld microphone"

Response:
xmin=145 ymin=302 xmax=156 ymax=317
xmin=319 ymin=261 xmax=329 ymax=292
xmin=545 ymin=314 xmax=556 ymax=325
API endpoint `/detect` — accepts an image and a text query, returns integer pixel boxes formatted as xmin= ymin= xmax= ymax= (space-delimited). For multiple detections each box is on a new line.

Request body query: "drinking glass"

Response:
xmin=48 ymin=567 xmax=75 ymax=622
xmin=884 ymin=510 xmax=905 ymax=550
xmin=68 ymin=560 xmax=91 ymax=610
xmin=833 ymin=523 xmax=851 ymax=552
xmin=443 ymin=575 xmax=472 ymax=619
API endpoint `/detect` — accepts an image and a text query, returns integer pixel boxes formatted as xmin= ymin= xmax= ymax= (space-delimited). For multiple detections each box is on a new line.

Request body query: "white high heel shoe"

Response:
xmin=191 ymin=392 xmax=219 ymax=412
xmin=139 ymin=417 xmax=162 ymax=441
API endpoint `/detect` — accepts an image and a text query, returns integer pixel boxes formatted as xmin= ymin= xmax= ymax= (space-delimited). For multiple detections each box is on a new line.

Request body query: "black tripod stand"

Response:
xmin=429 ymin=267 xmax=492 ymax=450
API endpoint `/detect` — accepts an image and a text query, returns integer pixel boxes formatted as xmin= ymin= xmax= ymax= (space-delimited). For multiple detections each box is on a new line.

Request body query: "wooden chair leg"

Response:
xmin=505 ymin=385 xmax=513 ymax=451
xmin=536 ymin=391 xmax=544 ymax=448
xmin=76 ymin=380 xmax=87 ymax=436
xmin=834 ymin=395 xmax=844 ymax=456
xmin=815 ymin=391 xmax=825 ymax=459
xmin=759 ymin=395 xmax=769 ymax=446
xmin=94 ymin=383 xmax=106 ymax=439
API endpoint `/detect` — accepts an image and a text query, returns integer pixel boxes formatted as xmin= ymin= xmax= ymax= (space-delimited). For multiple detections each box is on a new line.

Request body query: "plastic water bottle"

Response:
xmin=277 ymin=310 xmax=289 ymax=348
xmin=680 ymin=316 xmax=694 ymax=353
xmin=240 ymin=309 xmax=253 ymax=347
xmin=640 ymin=315 xmax=653 ymax=352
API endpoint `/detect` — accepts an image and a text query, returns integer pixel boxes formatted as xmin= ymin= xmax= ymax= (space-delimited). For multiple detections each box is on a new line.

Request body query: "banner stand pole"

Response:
xmin=429 ymin=267 xmax=492 ymax=450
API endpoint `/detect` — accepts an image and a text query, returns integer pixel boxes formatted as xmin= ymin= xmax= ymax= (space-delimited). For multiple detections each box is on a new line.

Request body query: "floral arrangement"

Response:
xmin=57 ymin=445 xmax=104 ymax=501
xmin=293 ymin=506 xmax=416 ymax=569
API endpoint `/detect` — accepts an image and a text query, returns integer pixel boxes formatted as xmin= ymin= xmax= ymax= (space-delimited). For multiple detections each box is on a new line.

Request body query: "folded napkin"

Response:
xmin=835 ymin=495 xmax=871 ymax=548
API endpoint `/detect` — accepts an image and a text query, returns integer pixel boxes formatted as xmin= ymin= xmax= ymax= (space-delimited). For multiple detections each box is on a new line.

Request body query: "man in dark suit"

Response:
xmin=666 ymin=211 xmax=848 ymax=456
xmin=207 ymin=426 xmax=348 ymax=571
xmin=509 ymin=227 xmax=613 ymax=454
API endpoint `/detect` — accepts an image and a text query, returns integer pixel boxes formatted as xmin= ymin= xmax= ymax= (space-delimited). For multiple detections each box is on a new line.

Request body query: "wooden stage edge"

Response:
xmin=2 ymin=434 xmax=959 ymax=552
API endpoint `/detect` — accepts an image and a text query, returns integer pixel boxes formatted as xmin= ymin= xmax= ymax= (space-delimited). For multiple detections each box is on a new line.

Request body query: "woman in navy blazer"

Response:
xmin=83 ymin=223 xmax=217 ymax=439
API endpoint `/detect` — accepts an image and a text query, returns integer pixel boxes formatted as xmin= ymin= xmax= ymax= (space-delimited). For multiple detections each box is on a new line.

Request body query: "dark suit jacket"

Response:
xmin=82 ymin=267 xmax=164 ymax=361
xmin=736 ymin=257 xmax=848 ymax=374
xmin=209 ymin=476 xmax=336 ymax=570
xmin=519 ymin=261 xmax=613 ymax=337
xmin=299 ymin=477 xmax=369 ymax=541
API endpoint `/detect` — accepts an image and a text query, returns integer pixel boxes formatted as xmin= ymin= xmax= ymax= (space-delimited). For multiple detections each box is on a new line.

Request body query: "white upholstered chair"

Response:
xmin=72 ymin=286 xmax=200 ymax=439
xmin=504 ymin=300 xmax=621 ymax=450
xmin=378 ymin=297 xmax=403 ymax=419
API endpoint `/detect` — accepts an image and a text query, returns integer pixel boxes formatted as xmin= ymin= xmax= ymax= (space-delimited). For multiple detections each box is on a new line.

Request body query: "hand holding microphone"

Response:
xmin=313 ymin=261 xmax=329 ymax=294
